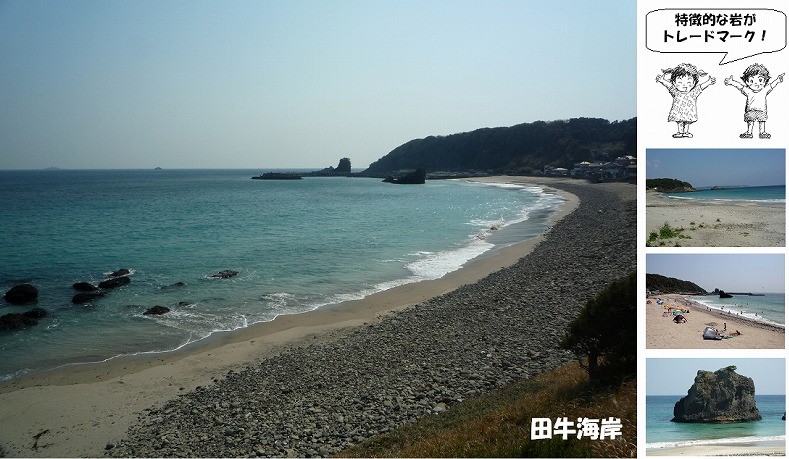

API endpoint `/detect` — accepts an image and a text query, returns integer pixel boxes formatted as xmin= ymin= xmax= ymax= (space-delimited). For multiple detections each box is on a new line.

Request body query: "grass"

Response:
xmin=648 ymin=222 xmax=690 ymax=245
xmin=338 ymin=363 xmax=636 ymax=458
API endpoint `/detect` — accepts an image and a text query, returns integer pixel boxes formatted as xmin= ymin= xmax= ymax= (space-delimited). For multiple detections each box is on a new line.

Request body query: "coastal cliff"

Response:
xmin=361 ymin=117 xmax=635 ymax=176
xmin=672 ymin=366 xmax=762 ymax=423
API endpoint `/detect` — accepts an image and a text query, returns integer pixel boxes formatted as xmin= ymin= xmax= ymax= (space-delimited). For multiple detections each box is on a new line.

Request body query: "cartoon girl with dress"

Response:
xmin=656 ymin=63 xmax=716 ymax=138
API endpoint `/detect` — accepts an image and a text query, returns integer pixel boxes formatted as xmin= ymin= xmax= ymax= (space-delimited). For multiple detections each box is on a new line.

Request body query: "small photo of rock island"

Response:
xmin=646 ymin=359 xmax=786 ymax=456
xmin=646 ymin=149 xmax=786 ymax=247
xmin=646 ymin=253 xmax=784 ymax=349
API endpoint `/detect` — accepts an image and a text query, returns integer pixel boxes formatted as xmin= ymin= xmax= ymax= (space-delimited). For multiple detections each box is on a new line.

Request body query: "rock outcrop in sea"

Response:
xmin=672 ymin=366 xmax=762 ymax=423
xmin=3 ymin=284 xmax=38 ymax=305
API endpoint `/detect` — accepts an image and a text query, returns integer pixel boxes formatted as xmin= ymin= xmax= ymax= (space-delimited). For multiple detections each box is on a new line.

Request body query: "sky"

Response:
xmin=647 ymin=253 xmax=785 ymax=293
xmin=646 ymin=359 xmax=786 ymax=396
xmin=646 ymin=149 xmax=786 ymax=188
xmin=0 ymin=1 xmax=635 ymax=170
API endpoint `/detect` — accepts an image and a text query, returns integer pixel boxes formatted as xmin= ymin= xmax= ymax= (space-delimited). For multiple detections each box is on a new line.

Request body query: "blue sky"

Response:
xmin=647 ymin=254 xmax=785 ymax=293
xmin=646 ymin=359 xmax=785 ymax=396
xmin=0 ymin=0 xmax=635 ymax=169
xmin=646 ymin=149 xmax=786 ymax=188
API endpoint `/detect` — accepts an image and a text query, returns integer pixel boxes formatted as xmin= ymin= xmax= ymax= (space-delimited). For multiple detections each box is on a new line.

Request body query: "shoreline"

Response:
xmin=647 ymin=439 xmax=786 ymax=457
xmin=646 ymin=293 xmax=784 ymax=349
xmin=0 ymin=178 xmax=576 ymax=386
xmin=0 ymin=176 xmax=600 ymax=457
xmin=646 ymin=190 xmax=786 ymax=247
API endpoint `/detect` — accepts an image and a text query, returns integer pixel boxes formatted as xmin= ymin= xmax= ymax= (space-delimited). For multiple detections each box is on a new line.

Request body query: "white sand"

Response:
xmin=646 ymin=191 xmax=785 ymax=247
xmin=646 ymin=294 xmax=784 ymax=349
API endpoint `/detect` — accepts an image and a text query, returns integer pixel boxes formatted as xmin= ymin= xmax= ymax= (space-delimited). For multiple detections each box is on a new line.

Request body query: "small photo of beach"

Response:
xmin=646 ymin=149 xmax=786 ymax=247
xmin=646 ymin=358 xmax=786 ymax=457
xmin=646 ymin=253 xmax=784 ymax=349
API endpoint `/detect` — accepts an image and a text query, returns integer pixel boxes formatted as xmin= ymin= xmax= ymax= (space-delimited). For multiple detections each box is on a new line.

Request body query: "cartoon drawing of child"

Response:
xmin=656 ymin=63 xmax=716 ymax=138
xmin=724 ymin=63 xmax=784 ymax=139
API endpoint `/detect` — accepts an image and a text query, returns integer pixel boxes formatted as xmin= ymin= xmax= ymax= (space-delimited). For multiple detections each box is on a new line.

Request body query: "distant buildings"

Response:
xmin=542 ymin=155 xmax=636 ymax=180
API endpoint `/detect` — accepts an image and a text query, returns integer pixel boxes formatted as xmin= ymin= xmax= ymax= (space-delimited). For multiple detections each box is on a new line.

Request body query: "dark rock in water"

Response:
xmin=72 ymin=291 xmax=106 ymax=304
xmin=0 ymin=313 xmax=26 ymax=331
xmin=0 ymin=308 xmax=48 ymax=331
xmin=382 ymin=168 xmax=426 ymax=185
xmin=23 ymin=308 xmax=48 ymax=320
xmin=251 ymin=172 xmax=302 ymax=180
xmin=718 ymin=290 xmax=733 ymax=299
xmin=109 ymin=268 xmax=131 ymax=278
xmin=210 ymin=270 xmax=239 ymax=279
xmin=177 ymin=301 xmax=193 ymax=307
xmin=160 ymin=282 xmax=187 ymax=291
xmin=98 ymin=276 xmax=131 ymax=289
xmin=143 ymin=305 xmax=170 ymax=315
xmin=672 ymin=366 xmax=762 ymax=423
xmin=4 ymin=284 xmax=38 ymax=305
xmin=73 ymin=282 xmax=99 ymax=292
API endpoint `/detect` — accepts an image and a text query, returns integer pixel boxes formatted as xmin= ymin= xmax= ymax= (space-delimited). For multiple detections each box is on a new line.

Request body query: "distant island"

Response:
xmin=251 ymin=172 xmax=303 ymax=180
xmin=646 ymin=178 xmax=696 ymax=193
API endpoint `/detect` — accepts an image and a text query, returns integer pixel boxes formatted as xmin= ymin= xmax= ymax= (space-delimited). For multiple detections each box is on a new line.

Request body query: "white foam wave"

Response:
xmin=407 ymin=239 xmax=494 ymax=279
xmin=646 ymin=435 xmax=785 ymax=450
xmin=691 ymin=297 xmax=785 ymax=328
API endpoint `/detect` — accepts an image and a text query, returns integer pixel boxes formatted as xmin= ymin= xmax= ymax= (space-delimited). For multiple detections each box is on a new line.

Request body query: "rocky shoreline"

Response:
xmin=110 ymin=180 xmax=636 ymax=458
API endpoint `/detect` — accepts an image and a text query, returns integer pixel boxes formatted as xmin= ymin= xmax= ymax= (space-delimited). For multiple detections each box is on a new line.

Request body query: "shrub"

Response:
xmin=560 ymin=272 xmax=636 ymax=385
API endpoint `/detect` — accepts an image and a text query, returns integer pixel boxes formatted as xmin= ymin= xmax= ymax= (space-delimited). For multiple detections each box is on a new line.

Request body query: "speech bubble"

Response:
xmin=646 ymin=8 xmax=787 ymax=64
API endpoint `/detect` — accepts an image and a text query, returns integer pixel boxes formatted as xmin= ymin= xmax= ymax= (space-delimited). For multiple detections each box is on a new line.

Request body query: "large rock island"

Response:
xmin=672 ymin=366 xmax=762 ymax=423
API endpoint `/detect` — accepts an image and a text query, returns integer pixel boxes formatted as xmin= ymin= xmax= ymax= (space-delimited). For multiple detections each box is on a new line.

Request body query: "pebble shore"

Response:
xmin=111 ymin=181 xmax=636 ymax=458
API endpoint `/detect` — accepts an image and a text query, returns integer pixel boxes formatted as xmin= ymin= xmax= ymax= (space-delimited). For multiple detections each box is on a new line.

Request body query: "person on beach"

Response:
xmin=656 ymin=63 xmax=716 ymax=138
xmin=724 ymin=63 xmax=784 ymax=139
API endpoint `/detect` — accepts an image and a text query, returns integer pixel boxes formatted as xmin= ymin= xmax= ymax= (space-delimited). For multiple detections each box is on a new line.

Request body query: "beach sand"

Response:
xmin=0 ymin=176 xmax=632 ymax=458
xmin=648 ymin=440 xmax=786 ymax=456
xmin=646 ymin=191 xmax=786 ymax=247
xmin=646 ymin=294 xmax=784 ymax=349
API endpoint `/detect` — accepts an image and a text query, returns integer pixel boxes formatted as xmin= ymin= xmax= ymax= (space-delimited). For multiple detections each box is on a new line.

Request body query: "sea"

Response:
xmin=690 ymin=293 xmax=785 ymax=327
xmin=0 ymin=169 xmax=565 ymax=380
xmin=661 ymin=185 xmax=785 ymax=204
xmin=646 ymin=395 xmax=786 ymax=450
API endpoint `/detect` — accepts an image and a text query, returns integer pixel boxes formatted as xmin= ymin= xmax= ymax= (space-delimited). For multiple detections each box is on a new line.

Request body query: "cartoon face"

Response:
xmin=745 ymin=75 xmax=766 ymax=92
xmin=672 ymin=74 xmax=695 ymax=92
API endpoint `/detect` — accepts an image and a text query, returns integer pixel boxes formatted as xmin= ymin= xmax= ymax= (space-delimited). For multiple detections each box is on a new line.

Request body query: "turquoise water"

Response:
xmin=646 ymin=395 xmax=786 ymax=449
xmin=0 ymin=169 xmax=564 ymax=379
xmin=690 ymin=293 xmax=785 ymax=327
xmin=662 ymin=185 xmax=785 ymax=204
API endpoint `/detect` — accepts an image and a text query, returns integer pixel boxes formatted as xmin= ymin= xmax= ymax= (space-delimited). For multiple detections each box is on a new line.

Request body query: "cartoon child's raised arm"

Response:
xmin=700 ymin=74 xmax=716 ymax=90
xmin=724 ymin=75 xmax=744 ymax=90
xmin=768 ymin=73 xmax=785 ymax=92
xmin=655 ymin=72 xmax=672 ymax=89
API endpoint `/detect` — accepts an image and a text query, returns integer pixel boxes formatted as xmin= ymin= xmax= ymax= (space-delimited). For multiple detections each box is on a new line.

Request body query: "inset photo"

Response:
xmin=646 ymin=149 xmax=785 ymax=247
xmin=646 ymin=254 xmax=784 ymax=349
xmin=646 ymin=359 xmax=786 ymax=457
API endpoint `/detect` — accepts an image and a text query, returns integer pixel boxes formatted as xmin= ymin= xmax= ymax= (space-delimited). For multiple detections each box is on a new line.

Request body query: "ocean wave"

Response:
xmin=691 ymin=297 xmax=785 ymax=328
xmin=646 ymin=435 xmax=785 ymax=449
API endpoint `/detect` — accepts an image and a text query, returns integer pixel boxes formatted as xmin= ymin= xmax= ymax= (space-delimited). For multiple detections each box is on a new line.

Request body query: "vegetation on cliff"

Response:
xmin=646 ymin=178 xmax=696 ymax=192
xmin=646 ymin=273 xmax=707 ymax=294
xmin=361 ymin=117 xmax=636 ymax=176
xmin=561 ymin=272 xmax=636 ymax=385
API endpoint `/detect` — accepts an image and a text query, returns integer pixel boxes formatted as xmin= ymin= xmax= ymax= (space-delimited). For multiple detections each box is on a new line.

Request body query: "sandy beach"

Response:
xmin=646 ymin=294 xmax=784 ymax=349
xmin=646 ymin=191 xmax=786 ymax=247
xmin=647 ymin=440 xmax=786 ymax=456
xmin=0 ymin=177 xmax=634 ymax=457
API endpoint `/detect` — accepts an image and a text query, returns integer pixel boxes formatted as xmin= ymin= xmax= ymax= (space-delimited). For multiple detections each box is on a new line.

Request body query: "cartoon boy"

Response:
xmin=725 ymin=63 xmax=784 ymax=139
xmin=656 ymin=63 xmax=716 ymax=138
